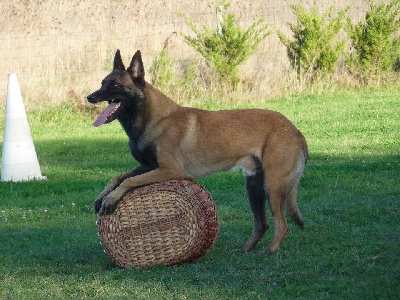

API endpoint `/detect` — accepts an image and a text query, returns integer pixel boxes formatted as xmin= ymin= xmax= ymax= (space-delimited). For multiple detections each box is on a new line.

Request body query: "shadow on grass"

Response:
xmin=0 ymin=222 xmax=104 ymax=272
xmin=0 ymin=138 xmax=399 ymax=298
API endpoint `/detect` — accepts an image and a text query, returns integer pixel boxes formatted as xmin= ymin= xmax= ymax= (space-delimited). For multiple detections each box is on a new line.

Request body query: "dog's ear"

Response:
xmin=127 ymin=50 xmax=145 ymax=84
xmin=113 ymin=49 xmax=125 ymax=70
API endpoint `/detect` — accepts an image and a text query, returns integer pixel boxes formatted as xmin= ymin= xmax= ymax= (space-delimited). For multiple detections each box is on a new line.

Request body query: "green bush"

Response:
xmin=180 ymin=1 xmax=271 ymax=88
xmin=149 ymin=34 xmax=176 ymax=90
xmin=278 ymin=0 xmax=349 ymax=83
xmin=346 ymin=0 xmax=400 ymax=82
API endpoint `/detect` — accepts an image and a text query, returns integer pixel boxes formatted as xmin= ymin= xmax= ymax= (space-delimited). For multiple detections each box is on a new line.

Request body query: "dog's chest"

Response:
xmin=128 ymin=138 xmax=158 ymax=167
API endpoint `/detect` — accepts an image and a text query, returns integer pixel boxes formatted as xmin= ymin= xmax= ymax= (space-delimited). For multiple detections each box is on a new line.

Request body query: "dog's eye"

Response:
xmin=113 ymin=83 xmax=119 ymax=87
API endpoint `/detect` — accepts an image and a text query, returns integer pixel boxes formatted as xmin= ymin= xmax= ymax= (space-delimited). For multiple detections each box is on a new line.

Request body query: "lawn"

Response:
xmin=0 ymin=87 xmax=399 ymax=299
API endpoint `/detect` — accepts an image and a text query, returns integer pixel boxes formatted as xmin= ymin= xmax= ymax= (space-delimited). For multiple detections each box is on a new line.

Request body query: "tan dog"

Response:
xmin=87 ymin=50 xmax=308 ymax=253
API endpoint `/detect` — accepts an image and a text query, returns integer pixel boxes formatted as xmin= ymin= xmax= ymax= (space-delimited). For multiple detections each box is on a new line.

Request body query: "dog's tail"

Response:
xmin=299 ymin=130 xmax=309 ymax=165
xmin=286 ymin=132 xmax=308 ymax=229
xmin=286 ymin=157 xmax=306 ymax=228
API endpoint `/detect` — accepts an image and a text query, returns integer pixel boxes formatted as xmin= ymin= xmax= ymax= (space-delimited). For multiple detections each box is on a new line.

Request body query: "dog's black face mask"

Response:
xmin=87 ymin=49 xmax=145 ymax=127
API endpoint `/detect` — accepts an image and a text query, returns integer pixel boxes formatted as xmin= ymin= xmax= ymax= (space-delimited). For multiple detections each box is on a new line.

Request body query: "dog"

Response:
xmin=87 ymin=49 xmax=308 ymax=254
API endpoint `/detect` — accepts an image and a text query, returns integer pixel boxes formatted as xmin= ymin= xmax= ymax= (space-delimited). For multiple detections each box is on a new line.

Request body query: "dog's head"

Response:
xmin=87 ymin=49 xmax=146 ymax=127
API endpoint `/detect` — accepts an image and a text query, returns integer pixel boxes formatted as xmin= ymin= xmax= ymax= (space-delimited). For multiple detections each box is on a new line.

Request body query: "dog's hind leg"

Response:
xmin=242 ymin=171 xmax=269 ymax=252
xmin=261 ymin=141 xmax=307 ymax=254
xmin=263 ymin=159 xmax=305 ymax=253
xmin=264 ymin=176 xmax=289 ymax=254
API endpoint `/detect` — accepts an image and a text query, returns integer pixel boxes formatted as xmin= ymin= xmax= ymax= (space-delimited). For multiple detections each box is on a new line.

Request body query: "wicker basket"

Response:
xmin=97 ymin=179 xmax=219 ymax=268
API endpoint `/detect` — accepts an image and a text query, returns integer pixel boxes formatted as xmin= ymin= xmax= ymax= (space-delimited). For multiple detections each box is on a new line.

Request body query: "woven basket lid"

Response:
xmin=97 ymin=179 xmax=219 ymax=268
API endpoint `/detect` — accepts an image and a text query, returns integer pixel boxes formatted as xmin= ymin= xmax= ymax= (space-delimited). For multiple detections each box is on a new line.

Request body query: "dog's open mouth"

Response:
xmin=93 ymin=100 xmax=122 ymax=127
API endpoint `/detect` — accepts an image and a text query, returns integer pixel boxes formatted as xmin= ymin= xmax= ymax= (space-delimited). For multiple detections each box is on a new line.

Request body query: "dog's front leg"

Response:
xmin=94 ymin=165 xmax=154 ymax=213
xmin=99 ymin=166 xmax=185 ymax=215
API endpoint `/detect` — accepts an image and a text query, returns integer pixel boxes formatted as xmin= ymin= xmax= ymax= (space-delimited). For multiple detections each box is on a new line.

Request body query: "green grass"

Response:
xmin=0 ymin=87 xmax=399 ymax=299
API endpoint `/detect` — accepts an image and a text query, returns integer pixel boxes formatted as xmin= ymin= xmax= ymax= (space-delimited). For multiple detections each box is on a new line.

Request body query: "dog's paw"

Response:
xmin=263 ymin=246 xmax=279 ymax=255
xmin=93 ymin=198 xmax=103 ymax=213
xmin=98 ymin=194 xmax=119 ymax=215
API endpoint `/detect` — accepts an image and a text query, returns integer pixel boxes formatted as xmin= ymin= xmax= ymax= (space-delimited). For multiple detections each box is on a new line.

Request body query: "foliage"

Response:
xmin=149 ymin=33 xmax=177 ymax=90
xmin=180 ymin=1 xmax=271 ymax=88
xmin=278 ymin=0 xmax=349 ymax=83
xmin=346 ymin=0 xmax=400 ymax=83
xmin=148 ymin=37 xmax=206 ymax=104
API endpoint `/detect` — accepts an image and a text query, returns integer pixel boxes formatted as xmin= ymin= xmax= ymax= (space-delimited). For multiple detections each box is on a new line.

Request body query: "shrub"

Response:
xmin=278 ymin=0 xmax=349 ymax=83
xmin=149 ymin=33 xmax=177 ymax=90
xmin=180 ymin=1 xmax=271 ymax=88
xmin=346 ymin=0 xmax=400 ymax=83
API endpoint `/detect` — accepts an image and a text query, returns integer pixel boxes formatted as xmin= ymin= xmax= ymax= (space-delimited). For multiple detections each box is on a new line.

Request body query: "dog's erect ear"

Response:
xmin=113 ymin=49 xmax=125 ymax=70
xmin=127 ymin=50 xmax=145 ymax=84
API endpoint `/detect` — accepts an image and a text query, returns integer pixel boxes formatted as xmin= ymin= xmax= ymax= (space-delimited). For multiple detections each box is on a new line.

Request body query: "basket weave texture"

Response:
xmin=97 ymin=179 xmax=219 ymax=268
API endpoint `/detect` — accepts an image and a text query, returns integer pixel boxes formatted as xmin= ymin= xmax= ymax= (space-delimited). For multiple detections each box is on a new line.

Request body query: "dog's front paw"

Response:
xmin=93 ymin=198 xmax=103 ymax=213
xmin=98 ymin=193 xmax=120 ymax=215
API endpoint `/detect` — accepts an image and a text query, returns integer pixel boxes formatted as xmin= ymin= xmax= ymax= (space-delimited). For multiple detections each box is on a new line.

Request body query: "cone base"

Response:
xmin=1 ymin=161 xmax=47 ymax=182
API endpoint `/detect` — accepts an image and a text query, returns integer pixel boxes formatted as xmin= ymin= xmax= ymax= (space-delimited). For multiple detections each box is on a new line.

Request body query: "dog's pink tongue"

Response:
xmin=93 ymin=102 xmax=117 ymax=127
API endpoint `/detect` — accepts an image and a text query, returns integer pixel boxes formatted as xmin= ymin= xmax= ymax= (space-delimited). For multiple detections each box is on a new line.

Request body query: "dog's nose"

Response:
xmin=87 ymin=94 xmax=96 ymax=103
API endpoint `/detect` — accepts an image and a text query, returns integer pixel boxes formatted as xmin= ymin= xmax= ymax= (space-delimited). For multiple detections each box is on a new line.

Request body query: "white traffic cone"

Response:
xmin=1 ymin=73 xmax=46 ymax=181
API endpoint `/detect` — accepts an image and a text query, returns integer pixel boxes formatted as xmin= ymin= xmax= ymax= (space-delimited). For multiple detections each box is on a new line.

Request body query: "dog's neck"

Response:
xmin=144 ymin=83 xmax=180 ymax=124
xmin=118 ymin=82 xmax=180 ymax=141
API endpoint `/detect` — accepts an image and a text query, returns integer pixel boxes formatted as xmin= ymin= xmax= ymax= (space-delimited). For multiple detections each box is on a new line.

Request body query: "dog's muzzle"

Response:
xmin=87 ymin=93 xmax=99 ymax=104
